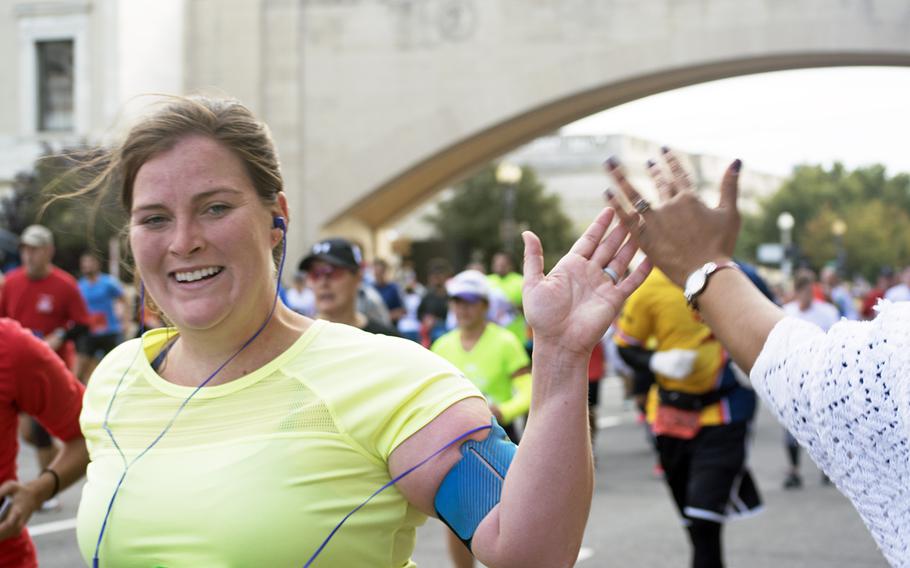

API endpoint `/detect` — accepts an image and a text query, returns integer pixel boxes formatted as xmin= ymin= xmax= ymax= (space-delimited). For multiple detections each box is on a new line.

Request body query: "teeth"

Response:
xmin=174 ymin=267 xmax=222 ymax=283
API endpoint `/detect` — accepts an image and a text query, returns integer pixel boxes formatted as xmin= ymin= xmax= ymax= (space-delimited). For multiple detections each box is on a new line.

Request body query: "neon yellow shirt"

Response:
xmin=487 ymin=272 xmax=526 ymax=343
xmin=614 ymin=270 xmax=728 ymax=426
xmin=430 ymin=323 xmax=530 ymax=424
xmin=77 ymin=320 xmax=481 ymax=567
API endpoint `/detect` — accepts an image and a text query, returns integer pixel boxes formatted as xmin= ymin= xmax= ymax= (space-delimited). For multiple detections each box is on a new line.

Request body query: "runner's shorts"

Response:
xmin=656 ymin=421 xmax=762 ymax=524
xmin=76 ymin=332 xmax=122 ymax=358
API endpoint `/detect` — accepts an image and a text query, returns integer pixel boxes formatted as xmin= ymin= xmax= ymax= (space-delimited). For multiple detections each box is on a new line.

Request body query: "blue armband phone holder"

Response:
xmin=433 ymin=417 xmax=517 ymax=550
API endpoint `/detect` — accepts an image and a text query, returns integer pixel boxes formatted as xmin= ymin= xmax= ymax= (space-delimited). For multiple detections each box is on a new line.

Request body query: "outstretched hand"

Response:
xmin=604 ymin=150 xmax=743 ymax=287
xmin=522 ymin=207 xmax=651 ymax=357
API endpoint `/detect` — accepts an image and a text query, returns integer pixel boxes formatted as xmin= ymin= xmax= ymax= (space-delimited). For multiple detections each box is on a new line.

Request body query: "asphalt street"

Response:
xmin=28 ymin=377 xmax=887 ymax=567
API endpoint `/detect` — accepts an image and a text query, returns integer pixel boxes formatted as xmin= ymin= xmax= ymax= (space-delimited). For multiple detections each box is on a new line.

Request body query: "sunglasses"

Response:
xmin=449 ymin=294 xmax=486 ymax=304
xmin=306 ymin=264 xmax=351 ymax=281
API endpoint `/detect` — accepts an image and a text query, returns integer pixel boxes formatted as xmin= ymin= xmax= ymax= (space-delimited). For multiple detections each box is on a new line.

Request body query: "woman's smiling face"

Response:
xmin=130 ymin=134 xmax=284 ymax=333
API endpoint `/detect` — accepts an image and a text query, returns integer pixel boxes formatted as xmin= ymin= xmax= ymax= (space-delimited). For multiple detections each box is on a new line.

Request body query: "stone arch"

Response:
xmin=335 ymin=52 xmax=910 ymax=232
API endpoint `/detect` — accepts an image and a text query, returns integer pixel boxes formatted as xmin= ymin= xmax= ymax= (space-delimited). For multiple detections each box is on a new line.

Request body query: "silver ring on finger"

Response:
xmin=602 ymin=266 xmax=620 ymax=285
xmin=633 ymin=197 xmax=652 ymax=215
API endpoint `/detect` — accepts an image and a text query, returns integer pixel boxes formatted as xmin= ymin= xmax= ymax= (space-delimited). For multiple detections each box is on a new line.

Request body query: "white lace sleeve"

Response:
xmin=750 ymin=302 xmax=910 ymax=566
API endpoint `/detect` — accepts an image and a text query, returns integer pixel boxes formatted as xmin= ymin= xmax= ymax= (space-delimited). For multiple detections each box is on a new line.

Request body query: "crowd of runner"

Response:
xmin=1 ymin=96 xmax=909 ymax=568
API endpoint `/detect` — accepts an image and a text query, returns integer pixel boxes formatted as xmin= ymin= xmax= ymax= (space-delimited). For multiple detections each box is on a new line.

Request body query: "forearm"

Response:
xmin=695 ymin=267 xmax=785 ymax=373
xmin=616 ymin=346 xmax=656 ymax=397
xmin=616 ymin=345 xmax=653 ymax=371
xmin=477 ymin=345 xmax=592 ymax=568
xmin=25 ymin=436 xmax=88 ymax=502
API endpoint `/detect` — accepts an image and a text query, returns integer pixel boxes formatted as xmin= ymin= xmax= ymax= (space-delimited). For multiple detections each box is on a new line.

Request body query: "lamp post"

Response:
xmin=832 ymin=218 xmax=847 ymax=274
xmin=777 ymin=211 xmax=795 ymax=281
xmin=495 ymin=162 xmax=523 ymax=255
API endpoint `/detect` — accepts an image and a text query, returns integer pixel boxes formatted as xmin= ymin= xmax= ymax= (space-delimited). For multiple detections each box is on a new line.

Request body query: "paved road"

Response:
xmin=29 ymin=378 xmax=887 ymax=567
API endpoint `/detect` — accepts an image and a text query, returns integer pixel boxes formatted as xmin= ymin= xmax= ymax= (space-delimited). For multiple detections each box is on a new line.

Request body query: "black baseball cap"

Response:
xmin=299 ymin=238 xmax=363 ymax=272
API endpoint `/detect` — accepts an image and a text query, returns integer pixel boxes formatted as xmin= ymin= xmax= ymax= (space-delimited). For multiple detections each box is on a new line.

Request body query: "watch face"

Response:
xmin=686 ymin=270 xmax=707 ymax=297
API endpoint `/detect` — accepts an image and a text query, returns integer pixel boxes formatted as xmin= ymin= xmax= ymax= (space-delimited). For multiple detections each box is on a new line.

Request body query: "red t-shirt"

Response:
xmin=0 ymin=267 xmax=90 ymax=369
xmin=0 ymin=318 xmax=85 ymax=567
xmin=862 ymin=288 xmax=885 ymax=320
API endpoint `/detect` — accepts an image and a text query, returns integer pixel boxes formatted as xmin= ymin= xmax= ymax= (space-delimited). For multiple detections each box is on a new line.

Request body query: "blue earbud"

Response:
xmin=273 ymin=216 xmax=286 ymax=231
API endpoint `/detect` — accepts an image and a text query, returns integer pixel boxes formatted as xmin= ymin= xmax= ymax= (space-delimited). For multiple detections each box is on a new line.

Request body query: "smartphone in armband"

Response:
xmin=0 ymin=496 xmax=11 ymax=521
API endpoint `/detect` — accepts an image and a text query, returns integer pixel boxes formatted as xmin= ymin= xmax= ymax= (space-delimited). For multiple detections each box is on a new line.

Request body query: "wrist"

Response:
xmin=41 ymin=468 xmax=60 ymax=498
xmin=531 ymin=343 xmax=591 ymax=371
xmin=683 ymin=259 xmax=738 ymax=309
xmin=670 ymin=256 xmax=734 ymax=287
xmin=22 ymin=476 xmax=52 ymax=506
xmin=530 ymin=345 xmax=590 ymax=405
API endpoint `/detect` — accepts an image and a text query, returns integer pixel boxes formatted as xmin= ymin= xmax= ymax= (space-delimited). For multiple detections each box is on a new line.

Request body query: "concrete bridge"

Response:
xmin=5 ymin=0 xmax=910 ymax=264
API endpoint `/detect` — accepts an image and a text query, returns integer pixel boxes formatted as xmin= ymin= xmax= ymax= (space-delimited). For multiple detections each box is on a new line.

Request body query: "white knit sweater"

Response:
xmin=751 ymin=300 xmax=910 ymax=567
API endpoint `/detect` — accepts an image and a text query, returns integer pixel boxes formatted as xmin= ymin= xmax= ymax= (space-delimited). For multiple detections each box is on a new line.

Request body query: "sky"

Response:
xmin=561 ymin=66 xmax=910 ymax=177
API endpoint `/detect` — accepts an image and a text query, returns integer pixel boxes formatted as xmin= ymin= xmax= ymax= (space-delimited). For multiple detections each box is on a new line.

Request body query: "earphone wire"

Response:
xmin=93 ymin=223 xmax=288 ymax=567
xmin=91 ymin=222 xmax=491 ymax=567
xmin=301 ymin=423 xmax=492 ymax=568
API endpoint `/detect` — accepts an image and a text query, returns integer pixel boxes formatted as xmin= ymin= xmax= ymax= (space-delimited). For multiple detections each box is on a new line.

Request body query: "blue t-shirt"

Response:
xmin=373 ymin=282 xmax=404 ymax=312
xmin=78 ymin=274 xmax=124 ymax=335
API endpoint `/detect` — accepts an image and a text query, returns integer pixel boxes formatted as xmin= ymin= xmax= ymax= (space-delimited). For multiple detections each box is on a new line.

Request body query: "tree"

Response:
xmin=0 ymin=146 xmax=126 ymax=274
xmin=423 ymin=163 xmax=575 ymax=270
xmin=736 ymin=163 xmax=910 ymax=281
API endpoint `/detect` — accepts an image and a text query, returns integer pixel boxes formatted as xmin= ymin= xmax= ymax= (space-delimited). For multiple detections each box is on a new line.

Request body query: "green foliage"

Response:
xmin=424 ymin=164 xmax=575 ymax=270
xmin=736 ymin=163 xmax=910 ymax=281
xmin=1 ymin=146 xmax=126 ymax=273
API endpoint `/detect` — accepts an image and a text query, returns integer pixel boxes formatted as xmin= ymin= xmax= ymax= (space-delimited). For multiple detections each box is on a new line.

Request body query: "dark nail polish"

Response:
xmin=646 ymin=159 xmax=656 ymax=168
xmin=660 ymin=146 xmax=670 ymax=154
xmin=732 ymin=159 xmax=742 ymax=173
xmin=605 ymin=155 xmax=619 ymax=168
xmin=604 ymin=189 xmax=614 ymax=200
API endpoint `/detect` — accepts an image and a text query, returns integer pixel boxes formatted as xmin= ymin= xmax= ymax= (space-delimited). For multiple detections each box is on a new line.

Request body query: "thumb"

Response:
xmin=718 ymin=159 xmax=742 ymax=211
xmin=0 ymin=480 xmax=16 ymax=498
xmin=521 ymin=231 xmax=544 ymax=289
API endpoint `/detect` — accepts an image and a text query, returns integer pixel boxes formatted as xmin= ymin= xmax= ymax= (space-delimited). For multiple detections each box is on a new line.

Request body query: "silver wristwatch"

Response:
xmin=683 ymin=261 xmax=737 ymax=308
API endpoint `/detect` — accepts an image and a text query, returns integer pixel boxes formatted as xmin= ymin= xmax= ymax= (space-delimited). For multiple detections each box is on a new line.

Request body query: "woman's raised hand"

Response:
xmin=521 ymin=208 xmax=651 ymax=357
xmin=604 ymin=150 xmax=743 ymax=287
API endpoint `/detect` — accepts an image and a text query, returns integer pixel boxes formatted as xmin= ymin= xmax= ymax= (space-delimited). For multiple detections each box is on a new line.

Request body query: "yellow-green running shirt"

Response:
xmin=430 ymin=323 xmax=530 ymax=423
xmin=486 ymin=272 xmax=526 ymax=343
xmin=77 ymin=320 xmax=481 ymax=567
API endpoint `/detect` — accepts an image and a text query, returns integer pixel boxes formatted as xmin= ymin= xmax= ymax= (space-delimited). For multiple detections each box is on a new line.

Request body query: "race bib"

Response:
xmin=89 ymin=312 xmax=108 ymax=334
xmin=652 ymin=404 xmax=701 ymax=439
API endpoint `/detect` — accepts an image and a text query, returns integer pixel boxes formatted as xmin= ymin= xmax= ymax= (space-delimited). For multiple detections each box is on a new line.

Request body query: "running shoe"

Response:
xmin=783 ymin=472 xmax=803 ymax=490
xmin=39 ymin=497 xmax=60 ymax=512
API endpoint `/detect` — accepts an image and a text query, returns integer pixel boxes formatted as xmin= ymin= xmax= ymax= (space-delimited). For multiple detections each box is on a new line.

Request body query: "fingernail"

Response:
xmin=732 ymin=159 xmax=742 ymax=173
xmin=646 ymin=159 xmax=656 ymax=168
xmin=604 ymin=189 xmax=614 ymax=200
xmin=660 ymin=146 xmax=670 ymax=154
xmin=605 ymin=155 xmax=619 ymax=169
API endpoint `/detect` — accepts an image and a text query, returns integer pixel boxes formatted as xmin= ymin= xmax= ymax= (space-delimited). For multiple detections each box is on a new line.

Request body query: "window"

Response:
xmin=36 ymin=40 xmax=74 ymax=132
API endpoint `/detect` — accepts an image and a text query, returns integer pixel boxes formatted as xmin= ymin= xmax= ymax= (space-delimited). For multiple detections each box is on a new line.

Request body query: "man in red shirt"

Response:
xmin=0 ymin=226 xmax=90 ymax=367
xmin=0 ymin=225 xmax=90 ymax=499
xmin=0 ymin=318 xmax=88 ymax=568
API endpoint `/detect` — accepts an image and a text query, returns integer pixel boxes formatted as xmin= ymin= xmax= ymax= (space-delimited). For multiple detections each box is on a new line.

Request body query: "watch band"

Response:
xmin=685 ymin=260 xmax=738 ymax=309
